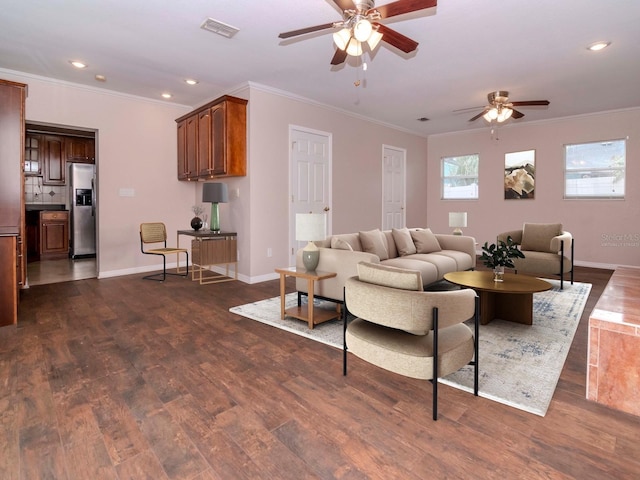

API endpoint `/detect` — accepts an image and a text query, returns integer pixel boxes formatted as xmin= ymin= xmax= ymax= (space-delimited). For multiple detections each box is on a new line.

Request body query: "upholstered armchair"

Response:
xmin=498 ymin=223 xmax=573 ymax=289
xmin=343 ymin=262 xmax=479 ymax=421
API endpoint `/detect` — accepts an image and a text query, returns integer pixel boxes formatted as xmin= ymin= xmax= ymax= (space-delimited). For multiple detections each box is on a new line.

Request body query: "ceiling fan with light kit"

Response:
xmin=467 ymin=91 xmax=550 ymax=123
xmin=278 ymin=0 xmax=438 ymax=65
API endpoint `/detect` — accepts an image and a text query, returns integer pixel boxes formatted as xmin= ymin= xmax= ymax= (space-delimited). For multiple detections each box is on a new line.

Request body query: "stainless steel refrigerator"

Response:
xmin=69 ymin=163 xmax=96 ymax=258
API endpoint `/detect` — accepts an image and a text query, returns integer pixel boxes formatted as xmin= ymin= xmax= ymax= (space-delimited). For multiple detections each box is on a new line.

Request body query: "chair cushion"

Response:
xmin=410 ymin=228 xmax=442 ymax=253
xmin=392 ymin=228 xmax=417 ymax=256
xmin=521 ymin=223 xmax=562 ymax=253
xmin=357 ymin=262 xmax=422 ymax=291
xmin=359 ymin=229 xmax=389 ymax=260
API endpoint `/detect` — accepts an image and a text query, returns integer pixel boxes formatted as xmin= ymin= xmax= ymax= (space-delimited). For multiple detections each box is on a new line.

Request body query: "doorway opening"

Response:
xmin=24 ymin=122 xmax=98 ymax=286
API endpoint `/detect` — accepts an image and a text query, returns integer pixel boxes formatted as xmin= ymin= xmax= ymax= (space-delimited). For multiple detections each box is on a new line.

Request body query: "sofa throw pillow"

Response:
xmin=521 ymin=223 xmax=562 ymax=253
xmin=392 ymin=228 xmax=417 ymax=256
xmin=410 ymin=228 xmax=442 ymax=253
xmin=331 ymin=233 xmax=362 ymax=251
xmin=359 ymin=229 xmax=389 ymax=260
xmin=357 ymin=261 xmax=422 ymax=291
xmin=332 ymin=238 xmax=353 ymax=251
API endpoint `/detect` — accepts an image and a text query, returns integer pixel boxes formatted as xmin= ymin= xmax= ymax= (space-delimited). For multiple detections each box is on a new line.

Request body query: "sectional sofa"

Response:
xmin=295 ymin=227 xmax=476 ymax=302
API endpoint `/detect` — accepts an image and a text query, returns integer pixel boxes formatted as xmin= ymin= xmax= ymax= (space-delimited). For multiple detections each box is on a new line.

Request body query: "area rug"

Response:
xmin=229 ymin=279 xmax=591 ymax=416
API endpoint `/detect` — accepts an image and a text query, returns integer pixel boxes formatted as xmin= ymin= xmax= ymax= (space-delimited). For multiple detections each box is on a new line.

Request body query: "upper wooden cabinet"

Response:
xmin=66 ymin=137 xmax=95 ymax=163
xmin=42 ymin=135 xmax=66 ymax=185
xmin=176 ymin=95 xmax=247 ymax=181
xmin=24 ymin=134 xmax=42 ymax=176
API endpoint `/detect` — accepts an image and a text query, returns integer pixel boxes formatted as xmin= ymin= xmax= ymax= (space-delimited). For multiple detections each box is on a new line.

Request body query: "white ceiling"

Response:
xmin=1 ymin=0 xmax=639 ymax=136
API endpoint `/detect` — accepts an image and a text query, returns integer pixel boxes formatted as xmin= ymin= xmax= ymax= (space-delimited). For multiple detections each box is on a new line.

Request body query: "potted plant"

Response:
xmin=479 ymin=236 xmax=525 ymax=282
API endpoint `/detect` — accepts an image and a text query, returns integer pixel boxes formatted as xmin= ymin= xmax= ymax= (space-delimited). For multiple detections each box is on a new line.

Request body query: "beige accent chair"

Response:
xmin=343 ymin=262 xmax=479 ymax=421
xmin=498 ymin=223 xmax=573 ymax=290
xmin=140 ymin=222 xmax=189 ymax=281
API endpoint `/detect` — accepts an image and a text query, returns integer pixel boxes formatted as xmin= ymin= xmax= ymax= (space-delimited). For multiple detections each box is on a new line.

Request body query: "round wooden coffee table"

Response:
xmin=444 ymin=271 xmax=552 ymax=325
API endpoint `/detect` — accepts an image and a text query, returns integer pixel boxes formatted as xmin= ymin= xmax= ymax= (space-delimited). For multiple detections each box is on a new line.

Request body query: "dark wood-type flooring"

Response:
xmin=1 ymin=266 xmax=639 ymax=479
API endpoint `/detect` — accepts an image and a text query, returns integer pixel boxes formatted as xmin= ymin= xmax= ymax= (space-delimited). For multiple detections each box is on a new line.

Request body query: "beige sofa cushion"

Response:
xmin=357 ymin=262 xmax=422 ymax=291
xmin=392 ymin=228 xmax=417 ymax=256
xmin=411 ymin=228 xmax=442 ymax=253
xmin=521 ymin=223 xmax=562 ymax=253
xmin=332 ymin=237 xmax=353 ymax=251
xmin=359 ymin=229 xmax=389 ymax=260
xmin=331 ymin=233 xmax=362 ymax=251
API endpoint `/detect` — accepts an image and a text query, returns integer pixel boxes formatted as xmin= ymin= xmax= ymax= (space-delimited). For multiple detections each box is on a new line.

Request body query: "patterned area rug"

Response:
xmin=229 ymin=279 xmax=591 ymax=416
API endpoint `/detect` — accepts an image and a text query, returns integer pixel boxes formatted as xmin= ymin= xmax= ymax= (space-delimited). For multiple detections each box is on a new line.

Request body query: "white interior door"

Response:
xmin=290 ymin=126 xmax=332 ymax=266
xmin=382 ymin=145 xmax=406 ymax=229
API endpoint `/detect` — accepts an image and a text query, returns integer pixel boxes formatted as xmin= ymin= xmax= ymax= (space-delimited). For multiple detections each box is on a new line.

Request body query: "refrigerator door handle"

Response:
xmin=91 ymin=176 xmax=96 ymax=217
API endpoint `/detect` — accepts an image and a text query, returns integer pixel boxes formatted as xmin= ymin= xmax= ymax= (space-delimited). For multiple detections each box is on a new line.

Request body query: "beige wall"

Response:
xmin=427 ymin=109 xmax=640 ymax=268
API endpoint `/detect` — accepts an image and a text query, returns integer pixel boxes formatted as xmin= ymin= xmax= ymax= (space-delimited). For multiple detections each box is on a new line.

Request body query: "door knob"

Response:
xmin=324 ymin=206 xmax=330 ymax=212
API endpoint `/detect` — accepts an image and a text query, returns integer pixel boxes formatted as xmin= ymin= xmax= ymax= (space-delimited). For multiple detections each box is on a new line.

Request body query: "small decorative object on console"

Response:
xmin=191 ymin=205 xmax=204 ymax=231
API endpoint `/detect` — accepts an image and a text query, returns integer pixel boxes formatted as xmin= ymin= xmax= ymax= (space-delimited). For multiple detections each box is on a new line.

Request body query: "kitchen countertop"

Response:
xmin=25 ymin=204 xmax=66 ymax=211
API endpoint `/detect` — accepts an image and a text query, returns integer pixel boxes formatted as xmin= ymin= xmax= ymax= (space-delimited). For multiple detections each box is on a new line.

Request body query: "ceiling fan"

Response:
xmin=468 ymin=91 xmax=550 ymax=123
xmin=278 ymin=0 xmax=438 ymax=65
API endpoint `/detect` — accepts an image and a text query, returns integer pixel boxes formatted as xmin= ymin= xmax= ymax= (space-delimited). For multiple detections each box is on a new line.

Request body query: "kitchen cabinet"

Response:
xmin=24 ymin=134 xmax=43 ymax=175
xmin=66 ymin=137 xmax=95 ymax=163
xmin=43 ymin=134 xmax=66 ymax=185
xmin=0 ymin=78 xmax=26 ymax=326
xmin=40 ymin=210 xmax=69 ymax=259
xmin=176 ymin=95 xmax=247 ymax=181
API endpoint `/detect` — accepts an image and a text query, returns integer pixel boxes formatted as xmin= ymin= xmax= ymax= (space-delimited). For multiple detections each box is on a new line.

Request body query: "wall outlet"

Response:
xmin=267 ymin=248 xmax=272 ymax=257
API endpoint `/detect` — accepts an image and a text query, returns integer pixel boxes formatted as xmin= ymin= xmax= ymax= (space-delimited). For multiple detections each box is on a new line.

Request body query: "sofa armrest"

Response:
xmin=295 ymin=247 xmax=380 ymax=301
xmin=497 ymin=230 xmax=523 ymax=244
xmin=550 ymin=231 xmax=573 ymax=253
xmin=435 ymin=234 xmax=477 ymax=268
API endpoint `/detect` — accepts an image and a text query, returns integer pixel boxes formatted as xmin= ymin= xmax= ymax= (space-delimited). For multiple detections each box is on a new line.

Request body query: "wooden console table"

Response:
xmin=275 ymin=267 xmax=339 ymax=329
xmin=177 ymin=230 xmax=237 ymax=284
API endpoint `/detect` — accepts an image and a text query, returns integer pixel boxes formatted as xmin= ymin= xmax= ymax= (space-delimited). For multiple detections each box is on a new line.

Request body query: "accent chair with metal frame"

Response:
xmin=139 ymin=222 xmax=189 ymax=281
xmin=498 ymin=223 xmax=574 ymax=290
xmin=343 ymin=262 xmax=479 ymax=421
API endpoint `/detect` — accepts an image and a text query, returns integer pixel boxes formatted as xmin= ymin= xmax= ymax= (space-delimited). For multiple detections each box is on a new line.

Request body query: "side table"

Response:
xmin=177 ymin=230 xmax=237 ymax=284
xmin=275 ymin=267 xmax=340 ymax=329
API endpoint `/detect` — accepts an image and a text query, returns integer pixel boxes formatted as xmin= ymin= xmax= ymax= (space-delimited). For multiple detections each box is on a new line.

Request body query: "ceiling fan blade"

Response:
xmin=510 ymin=100 xmax=550 ymax=106
xmin=511 ymin=109 xmax=525 ymax=119
xmin=371 ymin=0 xmax=438 ymax=19
xmin=376 ymin=24 xmax=418 ymax=53
xmin=278 ymin=23 xmax=335 ymax=39
xmin=330 ymin=48 xmax=348 ymax=65
xmin=331 ymin=0 xmax=357 ymax=12
xmin=469 ymin=108 xmax=490 ymax=122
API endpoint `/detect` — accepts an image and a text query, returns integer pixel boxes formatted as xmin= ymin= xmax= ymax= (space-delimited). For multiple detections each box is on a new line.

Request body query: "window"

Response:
xmin=442 ymin=154 xmax=479 ymax=199
xmin=564 ymin=139 xmax=626 ymax=199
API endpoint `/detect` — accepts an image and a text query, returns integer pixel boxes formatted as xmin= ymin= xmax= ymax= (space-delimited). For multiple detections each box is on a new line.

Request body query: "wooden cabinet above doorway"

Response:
xmin=176 ymin=95 xmax=247 ymax=181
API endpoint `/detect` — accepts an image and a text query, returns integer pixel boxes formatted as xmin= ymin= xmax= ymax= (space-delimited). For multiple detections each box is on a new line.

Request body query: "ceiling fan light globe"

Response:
xmin=346 ymin=38 xmax=363 ymax=57
xmin=484 ymin=108 xmax=498 ymax=121
xmin=333 ymin=28 xmax=351 ymax=50
xmin=497 ymin=108 xmax=513 ymax=122
xmin=354 ymin=19 xmax=372 ymax=42
xmin=366 ymin=30 xmax=383 ymax=50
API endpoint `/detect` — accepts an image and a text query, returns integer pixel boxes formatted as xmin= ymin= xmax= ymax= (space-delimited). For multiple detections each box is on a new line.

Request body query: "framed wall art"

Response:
xmin=504 ymin=149 xmax=535 ymax=199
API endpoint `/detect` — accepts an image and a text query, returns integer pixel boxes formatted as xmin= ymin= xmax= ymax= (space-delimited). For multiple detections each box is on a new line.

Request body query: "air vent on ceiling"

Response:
xmin=200 ymin=18 xmax=240 ymax=38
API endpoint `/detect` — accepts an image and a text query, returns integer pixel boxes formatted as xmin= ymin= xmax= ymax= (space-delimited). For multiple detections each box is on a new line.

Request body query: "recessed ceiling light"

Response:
xmin=184 ymin=79 xmax=199 ymax=85
xmin=161 ymin=93 xmax=172 ymax=99
xmin=587 ymin=41 xmax=611 ymax=51
xmin=95 ymin=74 xmax=106 ymax=82
xmin=69 ymin=60 xmax=88 ymax=69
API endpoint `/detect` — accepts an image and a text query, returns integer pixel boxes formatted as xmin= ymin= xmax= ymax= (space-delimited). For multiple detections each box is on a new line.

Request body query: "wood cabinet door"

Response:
xmin=211 ymin=103 xmax=226 ymax=176
xmin=43 ymin=135 xmax=66 ymax=185
xmin=67 ymin=137 xmax=95 ymax=163
xmin=177 ymin=119 xmax=188 ymax=179
xmin=185 ymin=115 xmax=198 ymax=179
xmin=40 ymin=212 xmax=69 ymax=257
xmin=198 ymin=108 xmax=213 ymax=177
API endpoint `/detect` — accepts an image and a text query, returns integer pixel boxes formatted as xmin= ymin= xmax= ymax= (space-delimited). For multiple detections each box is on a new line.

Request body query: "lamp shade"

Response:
xmin=202 ymin=182 xmax=228 ymax=203
xmin=449 ymin=212 xmax=467 ymax=228
xmin=296 ymin=214 xmax=326 ymax=242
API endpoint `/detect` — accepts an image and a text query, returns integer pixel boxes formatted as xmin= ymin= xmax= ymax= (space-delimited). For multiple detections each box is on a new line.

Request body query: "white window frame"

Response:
xmin=442 ymin=154 xmax=479 ymax=200
xmin=564 ymin=139 xmax=626 ymax=199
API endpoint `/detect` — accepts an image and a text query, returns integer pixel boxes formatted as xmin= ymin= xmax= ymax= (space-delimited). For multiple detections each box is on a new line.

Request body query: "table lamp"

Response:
xmin=202 ymin=183 xmax=228 ymax=232
xmin=296 ymin=213 xmax=326 ymax=271
xmin=449 ymin=212 xmax=467 ymax=236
